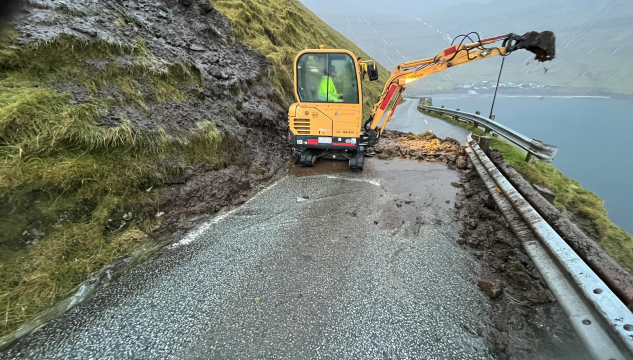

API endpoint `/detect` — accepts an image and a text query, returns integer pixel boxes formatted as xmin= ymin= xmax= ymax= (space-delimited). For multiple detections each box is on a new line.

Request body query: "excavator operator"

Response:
xmin=318 ymin=64 xmax=339 ymax=102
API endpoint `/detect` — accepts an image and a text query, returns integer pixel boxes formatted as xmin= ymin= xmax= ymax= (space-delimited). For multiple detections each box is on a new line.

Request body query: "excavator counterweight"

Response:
xmin=288 ymin=31 xmax=556 ymax=171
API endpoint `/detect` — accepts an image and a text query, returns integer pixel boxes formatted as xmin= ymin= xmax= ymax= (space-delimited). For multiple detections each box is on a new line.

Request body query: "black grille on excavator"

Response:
xmin=293 ymin=119 xmax=310 ymax=135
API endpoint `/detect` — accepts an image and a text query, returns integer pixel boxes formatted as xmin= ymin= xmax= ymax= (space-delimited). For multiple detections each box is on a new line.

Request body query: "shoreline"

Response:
xmin=408 ymin=89 xmax=633 ymax=101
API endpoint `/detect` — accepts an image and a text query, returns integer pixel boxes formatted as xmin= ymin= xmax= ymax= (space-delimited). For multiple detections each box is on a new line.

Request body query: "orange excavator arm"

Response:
xmin=363 ymin=31 xmax=556 ymax=140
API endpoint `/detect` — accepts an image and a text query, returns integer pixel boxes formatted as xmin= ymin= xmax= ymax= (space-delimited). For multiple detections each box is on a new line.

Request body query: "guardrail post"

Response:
xmin=478 ymin=136 xmax=492 ymax=155
xmin=441 ymin=105 xmax=444 ymax=108
xmin=484 ymin=127 xmax=492 ymax=134
xmin=475 ymin=111 xmax=481 ymax=115
xmin=489 ymin=114 xmax=496 ymax=121
xmin=525 ymin=152 xmax=537 ymax=164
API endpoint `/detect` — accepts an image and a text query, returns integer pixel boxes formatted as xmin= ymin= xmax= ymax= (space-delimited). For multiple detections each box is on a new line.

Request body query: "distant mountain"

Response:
xmin=300 ymin=0 xmax=633 ymax=96
xmin=299 ymin=0 xmax=490 ymax=16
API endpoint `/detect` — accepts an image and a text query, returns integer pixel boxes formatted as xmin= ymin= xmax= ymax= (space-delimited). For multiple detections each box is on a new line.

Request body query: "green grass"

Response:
xmin=0 ymin=31 xmax=234 ymax=337
xmin=420 ymin=107 xmax=633 ymax=273
xmin=211 ymin=0 xmax=388 ymax=119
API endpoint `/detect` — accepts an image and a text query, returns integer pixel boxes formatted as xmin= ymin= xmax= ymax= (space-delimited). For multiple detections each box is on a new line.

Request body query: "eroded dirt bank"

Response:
xmin=454 ymin=168 xmax=590 ymax=359
xmin=11 ymin=0 xmax=291 ymax=224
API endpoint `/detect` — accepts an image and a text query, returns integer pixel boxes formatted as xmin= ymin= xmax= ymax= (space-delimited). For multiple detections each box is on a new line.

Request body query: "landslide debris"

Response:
xmin=454 ymin=169 xmax=591 ymax=360
xmin=0 ymin=0 xmax=290 ymax=339
xmin=367 ymin=130 xmax=469 ymax=169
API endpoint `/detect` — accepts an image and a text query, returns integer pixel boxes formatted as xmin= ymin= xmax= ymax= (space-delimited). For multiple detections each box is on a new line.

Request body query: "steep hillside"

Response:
xmin=212 ymin=0 xmax=389 ymax=119
xmin=0 ymin=0 xmax=389 ymax=340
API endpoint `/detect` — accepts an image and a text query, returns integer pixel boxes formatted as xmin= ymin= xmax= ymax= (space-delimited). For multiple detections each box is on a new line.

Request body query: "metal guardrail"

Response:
xmin=419 ymin=102 xmax=558 ymax=163
xmin=467 ymin=135 xmax=633 ymax=360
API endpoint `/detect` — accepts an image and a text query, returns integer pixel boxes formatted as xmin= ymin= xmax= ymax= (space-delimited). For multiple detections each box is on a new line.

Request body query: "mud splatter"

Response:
xmin=454 ymin=169 xmax=591 ymax=360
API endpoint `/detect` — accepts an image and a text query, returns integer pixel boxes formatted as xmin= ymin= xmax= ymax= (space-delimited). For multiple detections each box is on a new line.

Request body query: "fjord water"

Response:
xmin=432 ymin=95 xmax=633 ymax=234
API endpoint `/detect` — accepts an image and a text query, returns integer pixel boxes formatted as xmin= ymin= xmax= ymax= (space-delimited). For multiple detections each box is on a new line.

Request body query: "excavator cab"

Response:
xmin=289 ymin=48 xmax=368 ymax=170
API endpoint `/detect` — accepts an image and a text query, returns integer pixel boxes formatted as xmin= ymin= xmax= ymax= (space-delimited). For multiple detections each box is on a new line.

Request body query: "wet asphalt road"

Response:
xmin=1 ymin=102 xmax=495 ymax=359
xmin=2 ymin=160 xmax=493 ymax=360
xmin=388 ymin=99 xmax=470 ymax=144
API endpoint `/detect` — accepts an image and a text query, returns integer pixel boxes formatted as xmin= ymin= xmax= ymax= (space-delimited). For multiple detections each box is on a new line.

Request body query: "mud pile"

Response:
xmin=454 ymin=170 xmax=590 ymax=360
xmin=368 ymin=130 xmax=469 ymax=169
xmin=10 ymin=0 xmax=290 ymax=226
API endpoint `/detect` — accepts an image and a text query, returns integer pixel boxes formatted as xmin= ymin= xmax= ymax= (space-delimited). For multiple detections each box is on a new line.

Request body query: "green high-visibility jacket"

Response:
xmin=318 ymin=76 xmax=338 ymax=102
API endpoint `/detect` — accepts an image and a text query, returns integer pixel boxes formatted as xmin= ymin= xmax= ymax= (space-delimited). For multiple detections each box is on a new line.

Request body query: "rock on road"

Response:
xmin=389 ymin=99 xmax=470 ymax=144
xmin=1 ymin=99 xmax=495 ymax=359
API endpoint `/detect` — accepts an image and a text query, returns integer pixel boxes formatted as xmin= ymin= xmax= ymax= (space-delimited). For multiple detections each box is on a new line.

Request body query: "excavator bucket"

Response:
xmin=504 ymin=31 xmax=556 ymax=62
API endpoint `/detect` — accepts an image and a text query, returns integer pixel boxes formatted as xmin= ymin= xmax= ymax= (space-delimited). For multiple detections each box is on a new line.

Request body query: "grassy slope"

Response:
xmin=420 ymin=107 xmax=633 ymax=273
xmin=0 ymin=32 xmax=230 ymax=337
xmin=211 ymin=0 xmax=388 ymax=119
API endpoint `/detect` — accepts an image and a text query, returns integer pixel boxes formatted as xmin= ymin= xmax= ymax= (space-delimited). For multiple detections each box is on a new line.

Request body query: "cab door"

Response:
xmin=294 ymin=51 xmax=363 ymax=139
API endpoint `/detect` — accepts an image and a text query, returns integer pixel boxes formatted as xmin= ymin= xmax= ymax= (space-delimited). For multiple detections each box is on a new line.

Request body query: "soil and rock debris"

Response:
xmin=367 ymin=130 xmax=469 ymax=169
xmin=488 ymin=150 xmax=633 ymax=306
xmin=454 ymin=168 xmax=590 ymax=360
xmin=10 ymin=0 xmax=290 ymax=224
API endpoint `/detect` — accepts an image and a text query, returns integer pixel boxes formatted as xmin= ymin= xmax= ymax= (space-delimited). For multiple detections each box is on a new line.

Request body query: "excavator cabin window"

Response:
xmin=296 ymin=53 xmax=359 ymax=104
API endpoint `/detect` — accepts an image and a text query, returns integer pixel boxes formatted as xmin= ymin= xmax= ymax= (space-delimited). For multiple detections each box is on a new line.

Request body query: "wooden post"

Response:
xmin=489 ymin=114 xmax=496 ymax=121
xmin=475 ymin=111 xmax=481 ymax=115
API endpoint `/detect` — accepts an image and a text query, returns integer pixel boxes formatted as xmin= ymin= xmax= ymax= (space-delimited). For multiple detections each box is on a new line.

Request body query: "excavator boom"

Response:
xmin=366 ymin=31 xmax=556 ymax=139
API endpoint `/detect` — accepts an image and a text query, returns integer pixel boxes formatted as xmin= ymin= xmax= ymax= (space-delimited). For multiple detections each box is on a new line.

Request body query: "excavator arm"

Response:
xmin=363 ymin=31 xmax=556 ymax=141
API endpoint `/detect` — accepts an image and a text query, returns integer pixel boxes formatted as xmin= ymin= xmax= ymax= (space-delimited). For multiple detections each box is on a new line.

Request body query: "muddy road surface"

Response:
xmin=388 ymin=99 xmax=471 ymax=144
xmin=1 ymin=159 xmax=495 ymax=359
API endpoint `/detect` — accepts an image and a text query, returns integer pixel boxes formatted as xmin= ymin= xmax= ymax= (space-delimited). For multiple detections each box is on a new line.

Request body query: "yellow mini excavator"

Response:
xmin=288 ymin=31 xmax=556 ymax=170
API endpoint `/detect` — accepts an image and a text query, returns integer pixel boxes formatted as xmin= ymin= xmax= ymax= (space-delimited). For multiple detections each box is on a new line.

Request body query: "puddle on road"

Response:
xmin=289 ymin=157 xmax=461 ymax=212
xmin=365 ymin=157 xmax=461 ymax=211
xmin=288 ymin=159 xmax=350 ymax=176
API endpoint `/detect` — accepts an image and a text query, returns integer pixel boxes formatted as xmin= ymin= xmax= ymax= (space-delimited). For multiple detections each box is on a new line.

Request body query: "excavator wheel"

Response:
xmin=349 ymin=146 xmax=365 ymax=171
xmin=299 ymin=149 xmax=317 ymax=167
